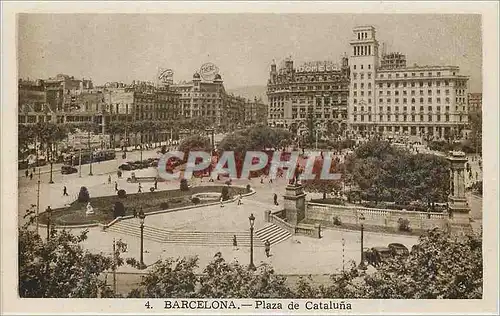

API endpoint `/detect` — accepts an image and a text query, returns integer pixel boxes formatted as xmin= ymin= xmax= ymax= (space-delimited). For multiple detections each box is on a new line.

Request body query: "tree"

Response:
xmin=18 ymin=211 xmax=125 ymax=298
xmin=362 ymin=229 xmax=482 ymax=299
xmin=303 ymin=156 xmax=343 ymax=199
xmin=468 ymin=109 xmax=482 ymax=155
xmin=78 ymin=186 xmax=90 ymax=202
xmin=179 ymin=135 xmax=212 ymax=157
xmin=198 ymin=252 xmax=292 ymax=298
xmin=128 ymin=256 xmax=199 ymax=298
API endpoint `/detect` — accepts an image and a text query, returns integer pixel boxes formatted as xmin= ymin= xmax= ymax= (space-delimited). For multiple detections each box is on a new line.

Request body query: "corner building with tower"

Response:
xmin=349 ymin=26 xmax=469 ymax=141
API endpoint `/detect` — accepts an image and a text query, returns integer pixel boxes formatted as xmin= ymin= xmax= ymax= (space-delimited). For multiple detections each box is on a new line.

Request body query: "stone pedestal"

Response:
xmin=283 ymin=184 xmax=306 ymax=226
xmin=447 ymin=151 xmax=472 ymax=235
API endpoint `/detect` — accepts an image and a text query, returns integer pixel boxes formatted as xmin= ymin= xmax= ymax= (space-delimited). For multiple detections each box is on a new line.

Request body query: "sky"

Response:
xmin=18 ymin=14 xmax=482 ymax=92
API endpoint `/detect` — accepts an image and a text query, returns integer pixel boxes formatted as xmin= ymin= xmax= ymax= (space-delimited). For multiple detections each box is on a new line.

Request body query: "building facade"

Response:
xmin=467 ymin=93 xmax=482 ymax=111
xmin=348 ymin=25 xmax=469 ymax=141
xmin=266 ymin=57 xmax=350 ymax=137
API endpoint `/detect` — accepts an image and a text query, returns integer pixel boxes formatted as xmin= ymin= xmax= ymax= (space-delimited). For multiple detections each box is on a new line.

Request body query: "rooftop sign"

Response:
xmin=296 ymin=61 xmax=339 ymax=73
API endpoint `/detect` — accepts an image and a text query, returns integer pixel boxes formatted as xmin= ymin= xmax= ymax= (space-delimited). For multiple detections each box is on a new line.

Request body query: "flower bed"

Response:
xmin=38 ymin=185 xmax=248 ymax=226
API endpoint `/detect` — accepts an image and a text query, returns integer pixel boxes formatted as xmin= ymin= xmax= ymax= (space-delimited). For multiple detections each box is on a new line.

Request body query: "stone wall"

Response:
xmin=306 ymin=202 xmax=450 ymax=233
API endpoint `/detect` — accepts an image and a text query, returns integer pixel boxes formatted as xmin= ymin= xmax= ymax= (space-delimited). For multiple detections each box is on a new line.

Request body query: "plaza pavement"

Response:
xmin=17 ymin=147 xmax=482 ymax=275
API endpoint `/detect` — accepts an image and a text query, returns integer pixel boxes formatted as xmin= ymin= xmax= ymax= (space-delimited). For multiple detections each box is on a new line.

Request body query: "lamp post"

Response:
xmin=358 ymin=213 xmax=367 ymax=270
xmin=46 ymin=206 xmax=52 ymax=240
xmin=139 ymin=211 xmax=146 ymax=269
xmin=49 ymin=158 xmax=54 ymax=184
xmin=88 ymin=129 xmax=93 ymax=176
xmin=248 ymin=213 xmax=256 ymax=270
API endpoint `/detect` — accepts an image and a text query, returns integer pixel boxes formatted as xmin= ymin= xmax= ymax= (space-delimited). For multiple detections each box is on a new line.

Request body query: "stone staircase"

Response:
xmin=254 ymin=223 xmax=292 ymax=245
xmin=105 ymin=220 xmax=291 ymax=247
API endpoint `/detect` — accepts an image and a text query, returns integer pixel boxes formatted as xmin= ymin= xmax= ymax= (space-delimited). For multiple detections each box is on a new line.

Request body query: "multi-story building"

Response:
xmin=244 ymin=97 xmax=267 ymax=126
xmin=172 ymin=73 xmax=226 ymax=126
xmin=467 ymin=93 xmax=482 ymax=111
xmin=348 ymin=25 xmax=469 ymax=141
xmin=266 ymin=57 xmax=350 ymax=136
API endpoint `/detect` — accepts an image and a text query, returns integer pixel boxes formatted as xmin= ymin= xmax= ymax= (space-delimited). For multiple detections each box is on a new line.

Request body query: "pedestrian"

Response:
xmin=108 ymin=175 xmax=111 ymax=184
xmin=260 ymin=177 xmax=264 ymax=184
xmin=133 ymin=209 xmax=137 ymax=218
xmin=32 ymin=167 xmax=35 ymax=174
xmin=273 ymin=193 xmax=279 ymax=206
xmin=220 ymin=196 xmax=224 ymax=208
xmin=154 ymin=179 xmax=158 ymax=190
xmin=25 ymin=169 xmax=29 ymax=178
xmin=29 ymin=172 xmax=33 ymax=180
xmin=115 ymin=181 xmax=118 ymax=192
xmin=269 ymin=176 xmax=273 ymax=184
xmin=138 ymin=183 xmax=142 ymax=193
xmin=264 ymin=240 xmax=271 ymax=257
xmin=237 ymin=194 xmax=242 ymax=205
xmin=233 ymin=234 xmax=238 ymax=249
xmin=63 ymin=186 xmax=69 ymax=196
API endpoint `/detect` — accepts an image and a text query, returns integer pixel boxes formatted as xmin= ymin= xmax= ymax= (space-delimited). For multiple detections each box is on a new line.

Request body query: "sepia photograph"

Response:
xmin=1 ymin=2 xmax=499 ymax=315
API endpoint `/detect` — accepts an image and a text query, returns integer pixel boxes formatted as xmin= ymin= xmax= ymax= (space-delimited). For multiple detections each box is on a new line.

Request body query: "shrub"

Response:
xmin=398 ymin=218 xmax=411 ymax=232
xmin=180 ymin=179 xmax=189 ymax=191
xmin=310 ymin=198 xmax=344 ymax=205
xmin=113 ymin=202 xmax=125 ymax=218
xmin=171 ymin=198 xmax=183 ymax=204
xmin=191 ymin=197 xmax=201 ymax=205
xmin=78 ymin=186 xmax=90 ymax=203
xmin=159 ymin=202 xmax=169 ymax=210
xmin=333 ymin=216 xmax=342 ymax=226
xmin=221 ymin=186 xmax=229 ymax=201
xmin=246 ymin=184 xmax=251 ymax=193
xmin=117 ymin=189 xmax=127 ymax=198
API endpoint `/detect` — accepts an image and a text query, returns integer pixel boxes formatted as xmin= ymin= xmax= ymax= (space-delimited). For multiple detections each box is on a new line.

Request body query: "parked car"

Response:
xmin=119 ymin=163 xmax=133 ymax=171
xmin=61 ymin=165 xmax=78 ymax=175
xmin=388 ymin=243 xmax=410 ymax=257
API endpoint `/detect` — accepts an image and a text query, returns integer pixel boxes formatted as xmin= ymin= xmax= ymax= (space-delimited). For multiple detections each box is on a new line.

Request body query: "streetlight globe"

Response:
xmin=139 ymin=212 xmax=146 ymax=224
xmin=248 ymin=213 xmax=255 ymax=228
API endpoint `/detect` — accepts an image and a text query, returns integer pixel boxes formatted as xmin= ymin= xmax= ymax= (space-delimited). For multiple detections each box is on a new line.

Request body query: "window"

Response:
xmin=387 ymin=106 xmax=390 ymax=111
xmin=446 ymin=114 xmax=450 ymax=122
xmin=387 ymin=91 xmax=391 ymax=96
xmin=428 ymin=97 xmax=432 ymax=103
xmin=354 ymin=107 xmax=357 ymax=112
xmin=412 ymin=115 xmax=415 ymax=121
xmin=353 ymin=115 xmax=357 ymax=121
xmin=445 ymin=89 xmax=450 ymax=95
xmin=420 ymin=115 xmax=424 ymax=121
xmin=420 ymin=106 xmax=424 ymax=111
xmin=368 ymin=73 xmax=372 ymax=79
xmin=420 ymin=90 xmax=424 ymax=95
xmin=396 ymin=73 xmax=400 ymax=78
xmin=361 ymin=65 xmax=364 ymax=70
xmin=428 ymin=115 xmax=433 ymax=121
xmin=361 ymin=91 xmax=364 ymax=96
xmin=354 ymin=99 xmax=357 ymax=104
xmin=360 ymin=74 xmax=364 ymax=80
xmin=445 ymin=106 xmax=450 ymax=112
xmin=404 ymin=73 xmax=408 ymax=78
xmin=353 ymin=73 xmax=357 ymax=79
xmin=428 ymin=90 xmax=432 ymax=95
xmin=411 ymin=106 xmax=415 ymax=111
xmin=387 ymin=98 xmax=391 ymax=104
xmin=403 ymin=98 xmax=407 ymax=104
xmin=353 ymin=65 xmax=357 ymax=70
xmin=378 ymin=83 xmax=383 ymax=88
xmin=412 ymin=73 xmax=416 ymax=77
xmin=428 ymin=72 xmax=432 ymax=76
xmin=368 ymin=65 xmax=371 ymax=69
xmin=437 ymin=115 xmax=441 ymax=122
xmin=380 ymin=74 xmax=384 ymax=78
xmin=445 ymin=81 xmax=449 ymax=86
xmin=379 ymin=98 xmax=383 ymax=103
xmin=368 ymin=91 xmax=372 ymax=96
xmin=354 ymin=83 xmax=357 ymax=89
xmin=411 ymin=82 xmax=416 ymax=88
xmin=395 ymin=106 xmax=399 ymax=112
xmin=388 ymin=74 xmax=392 ymax=79
xmin=379 ymin=106 xmax=383 ymax=112
xmin=403 ymin=106 xmax=408 ymax=112
xmin=361 ymin=83 xmax=365 ymax=89
xmin=379 ymin=115 xmax=383 ymax=121
xmin=437 ymin=72 xmax=441 ymax=76
xmin=403 ymin=91 xmax=407 ymax=96
xmin=403 ymin=82 xmax=407 ymax=88
xmin=368 ymin=98 xmax=372 ymax=104
xmin=395 ymin=91 xmax=399 ymax=96
xmin=411 ymin=98 xmax=415 ymax=104
xmin=428 ymin=106 xmax=433 ymax=111
xmin=411 ymin=91 xmax=415 ymax=96
xmin=445 ymin=97 xmax=450 ymax=104
xmin=379 ymin=90 xmax=383 ymax=95
xmin=368 ymin=83 xmax=372 ymax=89
xmin=419 ymin=98 xmax=424 ymax=103
xmin=419 ymin=82 xmax=424 ymax=87
xmin=437 ymin=89 xmax=441 ymax=94
xmin=387 ymin=115 xmax=391 ymax=122
xmin=395 ymin=98 xmax=399 ymax=103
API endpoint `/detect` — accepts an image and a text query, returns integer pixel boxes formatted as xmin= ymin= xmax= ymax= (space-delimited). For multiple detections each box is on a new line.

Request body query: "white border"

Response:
xmin=2 ymin=1 xmax=499 ymax=315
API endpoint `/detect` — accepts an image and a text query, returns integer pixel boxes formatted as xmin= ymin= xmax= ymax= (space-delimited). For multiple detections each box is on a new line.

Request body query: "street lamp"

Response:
xmin=49 ymin=157 xmax=54 ymax=184
xmin=46 ymin=206 xmax=52 ymax=240
xmin=358 ymin=213 xmax=367 ymax=270
xmin=139 ymin=210 xmax=146 ymax=269
xmin=248 ymin=213 xmax=256 ymax=270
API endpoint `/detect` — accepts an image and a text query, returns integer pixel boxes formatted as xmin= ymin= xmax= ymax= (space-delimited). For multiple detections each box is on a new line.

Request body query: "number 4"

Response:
xmin=145 ymin=301 xmax=152 ymax=309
